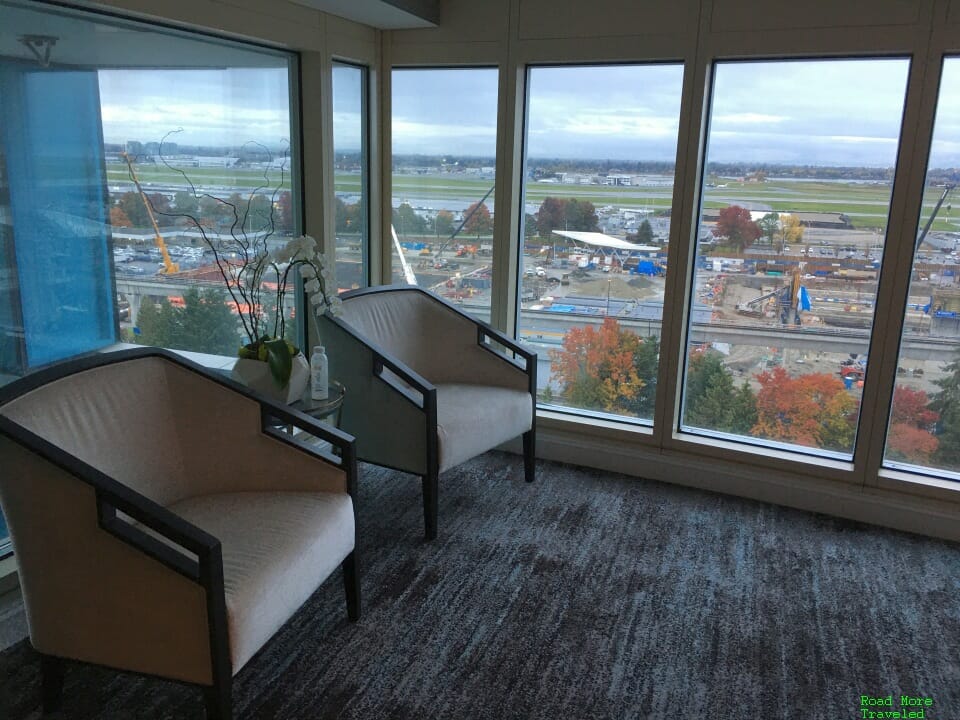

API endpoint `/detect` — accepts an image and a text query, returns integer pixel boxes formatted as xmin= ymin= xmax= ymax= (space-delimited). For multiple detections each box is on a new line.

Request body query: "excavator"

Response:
xmin=736 ymin=266 xmax=809 ymax=325
xmin=121 ymin=152 xmax=179 ymax=274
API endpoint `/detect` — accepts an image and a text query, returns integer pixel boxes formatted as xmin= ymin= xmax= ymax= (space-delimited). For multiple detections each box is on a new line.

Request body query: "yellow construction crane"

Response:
xmin=121 ymin=152 xmax=178 ymax=274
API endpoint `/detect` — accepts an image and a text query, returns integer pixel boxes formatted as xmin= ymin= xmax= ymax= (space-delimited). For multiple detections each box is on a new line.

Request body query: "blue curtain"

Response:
xmin=0 ymin=64 xmax=115 ymax=368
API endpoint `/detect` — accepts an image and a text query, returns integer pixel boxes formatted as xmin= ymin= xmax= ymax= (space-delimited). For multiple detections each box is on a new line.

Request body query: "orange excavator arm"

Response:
xmin=121 ymin=152 xmax=178 ymax=274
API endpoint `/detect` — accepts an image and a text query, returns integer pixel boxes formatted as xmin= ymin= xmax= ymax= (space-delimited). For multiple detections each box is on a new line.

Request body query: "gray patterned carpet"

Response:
xmin=1 ymin=452 xmax=959 ymax=719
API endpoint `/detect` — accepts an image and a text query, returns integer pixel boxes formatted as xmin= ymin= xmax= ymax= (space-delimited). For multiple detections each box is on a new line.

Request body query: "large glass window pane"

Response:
xmin=885 ymin=58 xmax=960 ymax=477
xmin=0 ymin=0 xmax=298 ymax=382
xmin=518 ymin=64 xmax=684 ymax=421
xmin=681 ymin=58 xmax=910 ymax=458
xmin=333 ymin=62 xmax=368 ymax=291
xmin=391 ymin=68 xmax=498 ymax=323
xmin=0 ymin=0 xmax=298 ymax=556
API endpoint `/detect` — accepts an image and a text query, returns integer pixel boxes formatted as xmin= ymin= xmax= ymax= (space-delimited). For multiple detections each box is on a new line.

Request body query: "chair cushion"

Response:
xmin=435 ymin=384 xmax=533 ymax=472
xmin=166 ymin=491 xmax=355 ymax=673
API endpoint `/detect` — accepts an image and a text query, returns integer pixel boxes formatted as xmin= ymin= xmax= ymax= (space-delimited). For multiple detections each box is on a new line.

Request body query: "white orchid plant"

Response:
xmin=232 ymin=233 xmax=342 ymax=388
xmin=145 ymin=132 xmax=342 ymax=389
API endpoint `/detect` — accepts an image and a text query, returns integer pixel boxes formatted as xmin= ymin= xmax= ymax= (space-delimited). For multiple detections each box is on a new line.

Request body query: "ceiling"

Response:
xmin=288 ymin=0 xmax=439 ymax=29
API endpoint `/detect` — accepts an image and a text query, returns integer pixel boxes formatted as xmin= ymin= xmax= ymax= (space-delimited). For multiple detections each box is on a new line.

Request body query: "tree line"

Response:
xmin=111 ymin=190 xmax=294 ymax=236
xmin=548 ymin=317 xmax=953 ymax=466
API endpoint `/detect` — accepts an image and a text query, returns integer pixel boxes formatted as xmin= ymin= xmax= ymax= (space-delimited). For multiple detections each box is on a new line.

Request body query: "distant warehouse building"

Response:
xmin=792 ymin=212 xmax=852 ymax=229
xmin=700 ymin=208 xmax=852 ymax=229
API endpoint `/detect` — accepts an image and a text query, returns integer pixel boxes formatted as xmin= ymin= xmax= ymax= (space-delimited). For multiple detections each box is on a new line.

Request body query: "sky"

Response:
xmin=390 ymin=60 xmax=923 ymax=168
xmin=92 ymin=55 xmax=960 ymax=170
xmin=99 ymin=68 xmax=292 ymax=150
xmin=9 ymin=0 xmax=960 ymax=169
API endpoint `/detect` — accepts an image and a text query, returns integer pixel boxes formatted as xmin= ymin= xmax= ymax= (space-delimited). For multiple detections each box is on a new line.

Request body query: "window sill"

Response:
xmin=666 ymin=429 xmax=857 ymax=483
xmin=102 ymin=343 xmax=237 ymax=372
xmin=538 ymin=408 xmax=654 ymax=443
xmin=876 ymin=467 xmax=960 ymax=503
xmin=0 ymin=556 xmax=17 ymax=595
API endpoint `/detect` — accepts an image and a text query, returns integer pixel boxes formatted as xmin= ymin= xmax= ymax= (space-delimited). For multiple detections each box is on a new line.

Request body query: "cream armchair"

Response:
xmin=0 ymin=348 xmax=360 ymax=720
xmin=317 ymin=286 xmax=536 ymax=540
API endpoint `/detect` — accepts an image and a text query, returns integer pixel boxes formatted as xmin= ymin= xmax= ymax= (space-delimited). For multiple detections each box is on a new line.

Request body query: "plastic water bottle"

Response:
xmin=310 ymin=346 xmax=329 ymax=400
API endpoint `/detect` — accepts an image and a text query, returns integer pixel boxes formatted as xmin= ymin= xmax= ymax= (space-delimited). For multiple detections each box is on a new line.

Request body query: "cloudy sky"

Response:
xmin=96 ymin=57 xmax=960 ymax=169
xmin=390 ymin=59 xmax=923 ymax=168
xmin=99 ymin=67 xmax=291 ymax=150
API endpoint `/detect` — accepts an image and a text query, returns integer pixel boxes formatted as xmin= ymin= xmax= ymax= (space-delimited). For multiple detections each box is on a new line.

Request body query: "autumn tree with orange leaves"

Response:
xmin=462 ymin=201 xmax=493 ymax=238
xmin=752 ymin=367 xmax=857 ymax=452
xmin=886 ymin=385 xmax=939 ymax=464
xmin=110 ymin=206 xmax=132 ymax=228
xmin=550 ymin=317 xmax=658 ymax=416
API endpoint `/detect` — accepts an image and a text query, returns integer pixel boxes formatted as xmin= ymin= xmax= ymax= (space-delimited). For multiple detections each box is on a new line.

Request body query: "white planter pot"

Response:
xmin=231 ymin=353 xmax=310 ymax=404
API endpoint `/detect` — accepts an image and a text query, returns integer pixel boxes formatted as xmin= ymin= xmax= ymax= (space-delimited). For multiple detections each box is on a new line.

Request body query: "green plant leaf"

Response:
xmin=264 ymin=338 xmax=293 ymax=388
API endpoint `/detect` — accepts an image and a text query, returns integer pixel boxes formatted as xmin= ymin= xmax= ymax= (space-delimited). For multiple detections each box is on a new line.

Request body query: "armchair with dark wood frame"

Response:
xmin=0 ymin=348 xmax=360 ymax=720
xmin=317 ymin=285 xmax=537 ymax=540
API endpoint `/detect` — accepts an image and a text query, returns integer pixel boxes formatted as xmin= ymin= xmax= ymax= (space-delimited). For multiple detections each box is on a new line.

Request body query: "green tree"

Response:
xmin=524 ymin=213 xmax=539 ymax=239
xmin=135 ymin=289 xmax=240 ymax=356
xmin=435 ymin=210 xmax=456 ymax=238
xmin=393 ymin=202 xmax=427 ymax=235
xmin=633 ymin=219 xmax=654 ymax=245
xmin=170 ymin=190 xmax=200 ymax=226
xmin=929 ymin=349 xmax=960 ymax=469
xmin=246 ymin=195 xmax=274 ymax=231
xmin=199 ymin=195 xmax=234 ymax=230
xmin=335 ymin=198 xmax=362 ymax=234
xmin=564 ymin=199 xmax=599 ymax=232
xmin=684 ymin=350 xmax=756 ymax=433
xmin=758 ymin=212 xmax=779 ymax=247
xmin=135 ymin=296 xmax=176 ymax=348
xmin=624 ymin=333 xmax=659 ymax=418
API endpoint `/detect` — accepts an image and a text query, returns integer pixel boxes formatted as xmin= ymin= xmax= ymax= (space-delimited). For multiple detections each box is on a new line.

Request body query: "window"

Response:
xmin=0 ymin=0 xmax=299 ymax=557
xmin=885 ymin=57 xmax=960 ymax=478
xmin=518 ymin=64 xmax=685 ymax=421
xmin=332 ymin=62 xmax=369 ymax=291
xmin=391 ymin=67 xmax=498 ymax=323
xmin=0 ymin=0 xmax=298 ymax=381
xmin=680 ymin=58 xmax=910 ymax=458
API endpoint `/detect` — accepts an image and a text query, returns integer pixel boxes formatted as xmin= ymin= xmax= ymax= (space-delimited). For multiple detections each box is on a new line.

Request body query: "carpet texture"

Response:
xmin=1 ymin=452 xmax=959 ymax=719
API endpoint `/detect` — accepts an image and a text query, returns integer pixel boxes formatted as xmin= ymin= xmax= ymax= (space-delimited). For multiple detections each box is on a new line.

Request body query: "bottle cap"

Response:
xmin=313 ymin=345 xmax=324 ymax=354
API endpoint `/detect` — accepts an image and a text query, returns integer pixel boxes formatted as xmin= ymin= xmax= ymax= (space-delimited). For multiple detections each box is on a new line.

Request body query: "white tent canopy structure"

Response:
xmin=551 ymin=230 xmax=659 ymax=253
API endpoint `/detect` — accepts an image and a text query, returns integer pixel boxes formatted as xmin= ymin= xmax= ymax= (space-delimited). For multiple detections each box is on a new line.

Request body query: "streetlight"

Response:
xmin=606 ymin=277 xmax=612 ymax=316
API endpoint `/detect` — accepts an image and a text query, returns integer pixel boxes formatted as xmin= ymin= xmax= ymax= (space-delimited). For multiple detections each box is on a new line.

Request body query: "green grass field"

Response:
xmin=108 ymin=162 xmax=960 ymax=234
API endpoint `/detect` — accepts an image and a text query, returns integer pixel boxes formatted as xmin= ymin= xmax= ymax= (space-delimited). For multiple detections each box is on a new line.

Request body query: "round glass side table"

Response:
xmin=289 ymin=382 xmax=346 ymax=428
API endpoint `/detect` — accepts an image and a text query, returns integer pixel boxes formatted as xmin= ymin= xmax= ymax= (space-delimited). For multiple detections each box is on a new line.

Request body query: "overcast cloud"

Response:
xmin=95 ymin=57 xmax=960 ymax=170
xmin=99 ymin=67 xmax=291 ymax=150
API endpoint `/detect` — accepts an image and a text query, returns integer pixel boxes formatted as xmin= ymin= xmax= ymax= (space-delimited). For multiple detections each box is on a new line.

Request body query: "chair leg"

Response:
xmin=343 ymin=551 xmax=361 ymax=621
xmin=523 ymin=430 xmax=536 ymax=483
xmin=203 ymin=677 xmax=232 ymax=720
xmin=40 ymin=654 xmax=64 ymax=715
xmin=422 ymin=470 xmax=438 ymax=541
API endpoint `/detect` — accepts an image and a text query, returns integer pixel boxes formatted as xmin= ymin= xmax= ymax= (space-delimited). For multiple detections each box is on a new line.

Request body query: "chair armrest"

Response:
xmin=317 ymin=312 xmax=435 ymax=475
xmin=475 ymin=325 xmax=537 ymax=396
xmin=324 ymin=311 xmax=436 ymax=408
xmin=256 ymin=379 xmax=358 ymax=496
xmin=0 ymin=416 xmax=229 ymax=686
xmin=0 ymin=415 xmax=218 ymax=582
